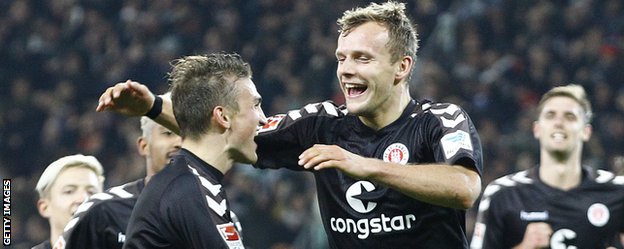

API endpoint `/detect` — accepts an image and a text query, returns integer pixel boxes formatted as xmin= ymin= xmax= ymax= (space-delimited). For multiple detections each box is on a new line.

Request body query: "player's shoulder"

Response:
xmin=155 ymin=162 xmax=210 ymax=200
xmin=72 ymin=180 xmax=143 ymax=217
xmin=106 ymin=179 xmax=144 ymax=198
xmin=418 ymin=101 xmax=469 ymax=118
xmin=482 ymin=169 xmax=536 ymax=199
xmin=591 ymin=168 xmax=624 ymax=187
xmin=258 ymin=100 xmax=347 ymax=133
xmin=285 ymin=101 xmax=347 ymax=120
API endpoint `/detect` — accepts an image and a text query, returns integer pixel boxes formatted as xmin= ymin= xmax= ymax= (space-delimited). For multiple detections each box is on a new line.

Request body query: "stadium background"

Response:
xmin=1 ymin=0 xmax=623 ymax=248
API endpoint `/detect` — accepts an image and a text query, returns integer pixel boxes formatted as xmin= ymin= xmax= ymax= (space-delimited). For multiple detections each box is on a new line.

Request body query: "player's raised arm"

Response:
xmin=96 ymin=80 xmax=180 ymax=134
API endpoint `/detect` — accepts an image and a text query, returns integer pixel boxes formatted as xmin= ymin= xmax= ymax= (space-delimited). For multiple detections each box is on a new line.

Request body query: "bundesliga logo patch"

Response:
xmin=383 ymin=143 xmax=409 ymax=165
xmin=257 ymin=114 xmax=285 ymax=133
xmin=217 ymin=222 xmax=244 ymax=249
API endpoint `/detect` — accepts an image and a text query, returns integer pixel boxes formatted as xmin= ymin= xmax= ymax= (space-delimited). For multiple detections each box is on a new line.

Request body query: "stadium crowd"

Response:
xmin=1 ymin=0 xmax=623 ymax=248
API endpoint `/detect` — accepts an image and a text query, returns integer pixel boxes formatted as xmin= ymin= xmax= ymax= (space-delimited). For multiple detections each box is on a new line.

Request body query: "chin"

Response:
xmin=237 ymin=153 xmax=257 ymax=165
xmin=345 ymin=102 xmax=362 ymax=114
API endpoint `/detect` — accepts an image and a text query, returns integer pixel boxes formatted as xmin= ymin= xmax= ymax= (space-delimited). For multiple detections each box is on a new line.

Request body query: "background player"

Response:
xmin=54 ymin=116 xmax=181 ymax=248
xmin=96 ymin=2 xmax=483 ymax=248
xmin=470 ymin=84 xmax=624 ymax=249
xmin=32 ymin=154 xmax=105 ymax=249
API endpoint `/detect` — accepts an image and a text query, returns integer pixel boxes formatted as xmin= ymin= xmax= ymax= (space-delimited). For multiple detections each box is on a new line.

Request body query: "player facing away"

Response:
xmin=96 ymin=2 xmax=483 ymax=248
xmin=53 ymin=117 xmax=181 ymax=249
xmin=121 ymin=53 xmax=266 ymax=249
xmin=470 ymin=84 xmax=624 ymax=249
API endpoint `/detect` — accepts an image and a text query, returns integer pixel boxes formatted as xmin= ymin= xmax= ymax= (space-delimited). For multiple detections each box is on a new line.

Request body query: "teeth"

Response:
xmin=552 ymin=133 xmax=565 ymax=140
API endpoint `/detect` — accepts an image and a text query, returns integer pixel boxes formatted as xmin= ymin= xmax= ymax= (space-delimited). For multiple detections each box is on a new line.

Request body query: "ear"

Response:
xmin=37 ymin=198 xmax=50 ymax=219
xmin=395 ymin=55 xmax=414 ymax=83
xmin=137 ymin=136 xmax=148 ymax=156
xmin=581 ymin=124 xmax=592 ymax=141
xmin=532 ymin=121 xmax=540 ymax=139
xmin=213 ymin=106 xmax=231 ymax=129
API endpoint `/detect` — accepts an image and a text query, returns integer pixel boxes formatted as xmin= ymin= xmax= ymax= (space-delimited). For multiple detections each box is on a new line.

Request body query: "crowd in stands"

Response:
xmin=1 ymin=0 xmax=623 ymax=248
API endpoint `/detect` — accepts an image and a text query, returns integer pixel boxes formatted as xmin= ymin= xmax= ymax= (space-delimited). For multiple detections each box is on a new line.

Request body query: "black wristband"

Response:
xmin=145 ymin=95 xmax=163 ymax=119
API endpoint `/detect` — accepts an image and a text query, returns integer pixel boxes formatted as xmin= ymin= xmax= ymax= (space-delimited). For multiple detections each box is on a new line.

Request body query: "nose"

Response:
xmin=172 ymin=136 xmax=182 ymax=149
xmin=337 ymin=58 xmax=355 ymax=78
xmin=75 ymin=189 xmax=90 ymax=203
xmin=258 ymin=109 xmax=268 ymax=126
xmin=552 ymin=115 xmax=565 ymax=127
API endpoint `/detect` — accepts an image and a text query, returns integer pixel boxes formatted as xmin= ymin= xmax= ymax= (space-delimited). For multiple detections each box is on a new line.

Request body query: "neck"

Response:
xmin=538 ymin=150 xmax=582 ymax=190
xmin=145 ymin=163 xmax=154 ymax=184
xmin=50 ymin=225 xmax=61 ymax=246
xmin=182 ymin=135 xmax=233 ymax=174
xmin=360 ymin=88 xmax=411 ymax=130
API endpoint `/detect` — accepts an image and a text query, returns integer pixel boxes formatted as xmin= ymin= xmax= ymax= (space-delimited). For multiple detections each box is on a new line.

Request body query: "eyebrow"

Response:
xmin=544 ymin=110 xmax=579 ymax=117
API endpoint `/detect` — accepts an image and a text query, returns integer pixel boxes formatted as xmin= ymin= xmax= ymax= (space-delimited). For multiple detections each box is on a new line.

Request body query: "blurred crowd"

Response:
xmin=1 ymin=0 xmax=623 ymax=248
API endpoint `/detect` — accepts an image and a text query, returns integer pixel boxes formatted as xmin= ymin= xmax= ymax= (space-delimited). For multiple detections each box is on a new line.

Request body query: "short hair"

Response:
xmin=140 ymin=93 xmax=171 ymax=139
xmin=168 ymin=53 xmax=252 ymax=139
xmin=35 ymin=154 xmax=105 ymax=198
xmin=536 ymin=84 xmax=593 ymax=123
xmin=337 ymin=1 xmax=419 ymax=65
xmin=140 ymin=116 xmax=157 ymax=140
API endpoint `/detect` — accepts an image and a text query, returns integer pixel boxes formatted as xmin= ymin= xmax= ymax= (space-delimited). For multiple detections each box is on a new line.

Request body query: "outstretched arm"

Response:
xmin=96 ymin=80 xmax=180 ymax=134
xmin=298 ymin=144 xmax=481 ymax=209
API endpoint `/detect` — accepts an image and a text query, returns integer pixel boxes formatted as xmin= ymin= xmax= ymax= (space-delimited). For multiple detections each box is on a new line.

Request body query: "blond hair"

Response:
xmin=537 ymin=84 xmax=593 ymax=123
xmin=337 ymin=1 xmax=419 ymax=65
xmin=35 ymin=154 xmax=105 ymax=198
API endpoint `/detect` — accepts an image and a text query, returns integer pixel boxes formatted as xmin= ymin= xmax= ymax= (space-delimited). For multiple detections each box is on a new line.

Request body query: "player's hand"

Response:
xmin=298 ymin=144 xmax=371 ymax=178
xmin=96 ymin=80 xmax=155 ymax=116
xmin=513 ymin=222 xmax=552 ymax=249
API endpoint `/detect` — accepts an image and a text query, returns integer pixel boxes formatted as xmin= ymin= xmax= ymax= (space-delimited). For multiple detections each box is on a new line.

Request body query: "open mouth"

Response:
xmin=551 ymin=132 xmax=566 ymax=141
xmin=345 ymin=83 xmax=367 ymax=97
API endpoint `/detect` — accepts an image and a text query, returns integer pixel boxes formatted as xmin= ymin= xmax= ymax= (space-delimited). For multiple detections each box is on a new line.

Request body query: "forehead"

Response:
xmin=540 ymin=96 xmax=583 ymax=116
xmin=151 ymin=124 xmax=173 ymax=135
xmin=234 ymin=77 xmax=260 ymax=99
xmin=336 ymin=22 xmax=390 ymax=55
xmin=51 ymin=167 xmax=98 ymax=188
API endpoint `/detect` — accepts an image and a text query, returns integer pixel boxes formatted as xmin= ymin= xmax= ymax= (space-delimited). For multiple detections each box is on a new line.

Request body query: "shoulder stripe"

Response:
xmin=187 ymin=164 xmax=230 ymax=217
xmin=440 ymin=114 xmax=466 ymax=128
xmin=478 ymin=170 xmax=533 ymax=213
xmin=483 ymin=170 xmax=533 ymax=196
xmin=322 ymin=102 xmax=338 ymax=117
xmin=74 ymin=201 xmax=94 ymax=216
xmin=108 ymin=184 xmax=134 ymax=198
xmin=429 ymin=104 xmax=460 ymax=115
xmin=206 ymin=196 xmax=227 ymax=216
xmin=614 ymin=176 xmax=624 ymax=185
xmin=187 ymin=165 xmax=222 ymax=196
xmin=89 ymin=192 xmax=114 ymax=201
xmin=288 ymin=110 xmax=302 ymax=120
xmin=596 ymin=169 xmax=615 ymax=184
xmin=64 ymin=217 xmax=80 ymax=232
xmin=304 ymin=103 xmax=319 ymax=113
xmin=510 ymin=170 xmax=533 ymax=184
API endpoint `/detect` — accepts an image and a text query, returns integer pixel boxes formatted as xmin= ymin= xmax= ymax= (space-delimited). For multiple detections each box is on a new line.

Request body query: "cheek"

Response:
xmin=235 ymin=116 xmax=257 ymax=140
xmin=49 ymin=197 xmax=70 ymax=210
